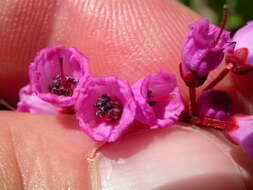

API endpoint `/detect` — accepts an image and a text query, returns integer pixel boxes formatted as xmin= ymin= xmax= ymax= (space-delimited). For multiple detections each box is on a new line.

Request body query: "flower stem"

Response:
xmin=191 ymin=116 xmax=227 ymax=130
xmin=204 ymin=63 xmax=234 ymax=90
xmin=0 ymin=99 xmax=15 ymax=110
xmin=189 ymin=87 xmax=197 ymax=116
xmin=212 ymin=4 xmax=228 ymax=47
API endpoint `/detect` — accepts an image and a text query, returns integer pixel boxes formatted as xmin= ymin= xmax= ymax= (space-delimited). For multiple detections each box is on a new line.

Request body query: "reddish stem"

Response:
xmin=212 ymin=4 xmax=228 ymax=47
xmin=0 ymin=99 xmax=15 ymax=110
xmin=204 ymin=63 xmax=234 ymax=90
xmin=189 ymin=87 xmax=197 ymax=116
xmin=191 ymin=116 xmax=227 ymax=130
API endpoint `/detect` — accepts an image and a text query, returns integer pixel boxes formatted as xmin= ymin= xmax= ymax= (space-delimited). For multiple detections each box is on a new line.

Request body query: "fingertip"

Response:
xmin=49 ymin=0 xmax=200 ymax=84
xmin=95 ymin=124 xmax=251 ymax=189
xmin=0 ymin=111 xmax=94 ymax=189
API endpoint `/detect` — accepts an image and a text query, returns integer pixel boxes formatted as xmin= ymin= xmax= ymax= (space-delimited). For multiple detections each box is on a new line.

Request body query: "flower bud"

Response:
xmin=181 ymin=18 xmax=234 ymax=87
xmin=197 ymin=90 xmax=232 ymax=121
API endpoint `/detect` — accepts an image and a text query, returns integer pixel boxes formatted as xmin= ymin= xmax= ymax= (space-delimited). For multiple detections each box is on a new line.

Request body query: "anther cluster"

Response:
xmin=147 ymin=90 xmax=156 ymax=106
xmin=94 ymin=94 xmax=122 ymax=122
xmin=48 ymin=75 xmax=78 ymax=96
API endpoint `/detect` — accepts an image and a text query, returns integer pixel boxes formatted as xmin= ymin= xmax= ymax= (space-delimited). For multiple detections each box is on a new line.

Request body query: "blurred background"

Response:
xmin=178 ymin=0 xmax=253 ymax=34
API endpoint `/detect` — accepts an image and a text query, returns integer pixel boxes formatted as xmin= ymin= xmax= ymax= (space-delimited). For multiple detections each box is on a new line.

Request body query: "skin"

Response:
xmin=0 ymin=0 xmax=253 ymax=189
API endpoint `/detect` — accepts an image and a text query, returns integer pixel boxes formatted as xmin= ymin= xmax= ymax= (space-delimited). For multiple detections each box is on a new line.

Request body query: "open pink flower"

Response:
xmin=225 ymin=114 xmax=253 ymax=158
xmin=132 ymin=71 xmax=185 ymax=129
xmin=181 ymin=18 xmax=234 ymax=87
xmin=197 ymin=90 xmax=232 ymax=121
xmin=75 ymin=76 xmax=136 ymax=142
xmin=226 ymin=21 xmax=253 ymax=74
xmin=29 ymin=46 xmax=89 ymax=107
xmin=17 ymin=84 xmax=58 ymax=114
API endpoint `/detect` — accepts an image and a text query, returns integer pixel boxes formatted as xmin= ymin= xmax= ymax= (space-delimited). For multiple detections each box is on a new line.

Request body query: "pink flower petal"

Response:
xmin=75 ymin=76 xmax=136 ymax=142
xmin=225 ymin=114 xmax=253 ymax=158
xmin=132 ymin=71 xmax=185 ymax=129
xmin=29 ymin=46 xmax=89 ymax=107
xmin=233 ymin=21 xmax=253 ymax=66
xmin=17 ymin=84 xmax=58 ymax=114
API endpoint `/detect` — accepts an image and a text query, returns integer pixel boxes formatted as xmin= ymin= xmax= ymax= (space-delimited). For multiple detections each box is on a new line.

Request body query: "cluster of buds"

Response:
xmin=180 ymin=5 xmax=253 ymax=158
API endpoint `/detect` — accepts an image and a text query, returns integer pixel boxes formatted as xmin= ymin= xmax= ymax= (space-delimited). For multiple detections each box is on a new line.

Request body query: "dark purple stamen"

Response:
xmin=48 ymin=57 xmax=78 ymax=96
xmin=147 ymin=90 xmax=156 ymax=106
xmin=147 ymin=90 xmax=176 ymax=106
xmin=94 ymin=94 xmax=122 ymax=122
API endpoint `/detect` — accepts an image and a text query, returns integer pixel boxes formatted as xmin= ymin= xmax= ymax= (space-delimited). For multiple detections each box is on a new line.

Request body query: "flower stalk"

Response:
xmin=204 ymin=63 xmax=234 ymax=90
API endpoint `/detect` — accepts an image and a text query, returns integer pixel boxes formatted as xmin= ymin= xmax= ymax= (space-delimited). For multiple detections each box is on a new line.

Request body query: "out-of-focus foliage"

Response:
xmin=178 ymin=0 xmax=253 ymax=34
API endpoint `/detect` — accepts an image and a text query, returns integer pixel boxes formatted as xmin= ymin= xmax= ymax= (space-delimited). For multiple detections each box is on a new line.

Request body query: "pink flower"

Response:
xmin=181 ymin=18 xmax=234 ymax=87
xmin=75 ymin=76 xmax=136 ymax=142
xmin=29 ymin=46 xmax=89 ymax=107
xmin=17 ymin=84 xmax=59 ymax=114
xmin=233 ymin=21 xmax=253 ymax=65
xmin=197 ymin=90 xmax=232 ymax=121
xmin=132 ymin=71 xmax=185 ymax=129
xmin=225 ymin=114 xmax=253 ymax=158
xmin=226 ymin=21 xmax=253 ymax=74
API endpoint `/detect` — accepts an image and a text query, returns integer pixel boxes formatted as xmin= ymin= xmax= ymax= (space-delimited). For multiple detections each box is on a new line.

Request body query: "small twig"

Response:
xmin=212 ymin=4 xmax=228 ymax=47
xmin=191 ymin=116 xmax=227 ymax=130
xmin=0 ymin=99 xmax=15 ymax=110
xmin=204 ymin=63 xmax=234 ymax=90
xmin=189 ymin=87 xmax=197 ymax=116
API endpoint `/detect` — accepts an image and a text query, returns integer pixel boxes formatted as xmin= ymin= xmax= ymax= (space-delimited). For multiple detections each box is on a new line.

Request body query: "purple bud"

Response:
xmin=29 ymin=46 xmax=89 ymax=107
xmin=181 ymin=18 xmax=234 ymax=87
xmin=197 ymin=90 xmax=232 ymax=121
xmin=225 ymin=114 xmax=253 ymax=158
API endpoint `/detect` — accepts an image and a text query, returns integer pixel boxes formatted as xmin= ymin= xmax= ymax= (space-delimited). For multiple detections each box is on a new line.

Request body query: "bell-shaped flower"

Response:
xmin=75 ymin=76 xmax=136 ymax=142
xmin=132 ymin=71 xmax=185 ymax=129
xmin=29 ymin=46 xmax=89 ymax=107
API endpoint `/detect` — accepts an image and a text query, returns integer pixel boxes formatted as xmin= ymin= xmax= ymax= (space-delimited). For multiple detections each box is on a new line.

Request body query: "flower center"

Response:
xmin=147 ymin=90 xmax=176 ymax=106
xmin=48 ymin=57 xmax=78 ymax=96
xmin=94 ymin=94 xmax=123 ymax=122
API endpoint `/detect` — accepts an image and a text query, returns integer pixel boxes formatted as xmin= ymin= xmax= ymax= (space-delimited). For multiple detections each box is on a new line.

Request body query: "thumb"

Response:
xmin=96 ymin=124 xmax=253 ymax=189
